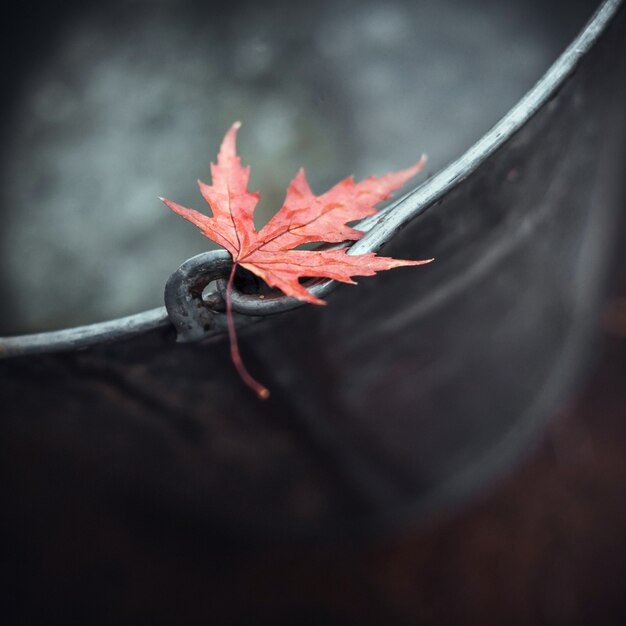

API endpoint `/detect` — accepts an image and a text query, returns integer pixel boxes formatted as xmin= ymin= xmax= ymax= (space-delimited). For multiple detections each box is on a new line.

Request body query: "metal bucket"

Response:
xmin=1 ymin=0 xmax=625 ymax=545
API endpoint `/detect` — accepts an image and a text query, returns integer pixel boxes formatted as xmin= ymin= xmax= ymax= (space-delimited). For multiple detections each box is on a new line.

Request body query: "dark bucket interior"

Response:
xmin=1 ymin=0 xmax=625 ymax=550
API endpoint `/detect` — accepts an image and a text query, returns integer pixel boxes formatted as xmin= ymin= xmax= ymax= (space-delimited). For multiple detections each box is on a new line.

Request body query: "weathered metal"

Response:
xmin=1 ymin=0 xmax=624 ymax=542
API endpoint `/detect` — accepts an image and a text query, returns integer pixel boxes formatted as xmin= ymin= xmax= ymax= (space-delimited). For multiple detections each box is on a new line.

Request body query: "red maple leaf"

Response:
xmin=161 ymin=122 xmax=432 ymax=398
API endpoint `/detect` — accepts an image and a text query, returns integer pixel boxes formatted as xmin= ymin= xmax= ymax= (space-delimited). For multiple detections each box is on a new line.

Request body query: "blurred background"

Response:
xmin=0 ymin=0 xmax=599 ymax=333
xmin=2 ymin=1 xmax=626 ymax=625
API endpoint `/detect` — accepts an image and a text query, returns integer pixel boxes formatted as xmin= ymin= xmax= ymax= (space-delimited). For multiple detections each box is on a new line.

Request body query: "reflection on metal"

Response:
xmin=0 ymin=0 xmax=622 ymax=357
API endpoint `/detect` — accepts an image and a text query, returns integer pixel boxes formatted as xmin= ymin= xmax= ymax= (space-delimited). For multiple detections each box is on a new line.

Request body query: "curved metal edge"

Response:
xmin=0 ymin=0 xmax=621 ymax=357
xmin=350 ymin=0 xmax=623 ymax=256
xmin=221 ymin=0 xmax=624 ymax=316
xmin=164 ymin=249 xmax=232 ymax=342
xmin=224 ymin=271 xmax=339 ymax=316
xmin=164 ymin=249 xmax=261 ymax=342
xmin=0 ymin=307 xmax=171 ymax=358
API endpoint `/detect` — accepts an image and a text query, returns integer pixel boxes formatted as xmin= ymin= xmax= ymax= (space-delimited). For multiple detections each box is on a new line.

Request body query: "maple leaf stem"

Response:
xmin=163 ymin=123 xmax=430 ymax=397
xmin=225 ymin=263 xmax=270 ymax=400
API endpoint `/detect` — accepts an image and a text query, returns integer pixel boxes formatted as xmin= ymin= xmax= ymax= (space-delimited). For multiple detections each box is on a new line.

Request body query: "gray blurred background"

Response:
xmin=0 ymin=0 xmax=598 ymax=334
